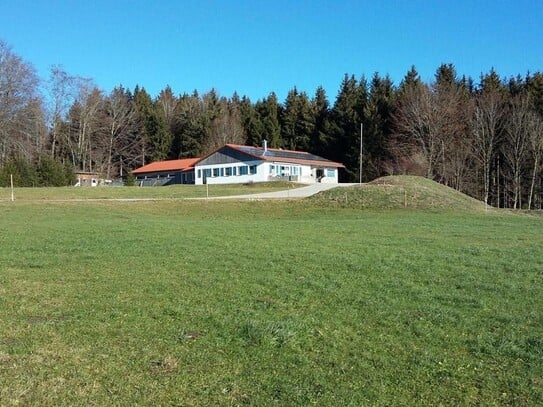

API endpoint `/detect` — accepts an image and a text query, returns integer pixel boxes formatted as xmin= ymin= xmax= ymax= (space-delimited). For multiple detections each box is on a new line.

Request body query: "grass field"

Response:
xmin=1 ymin=189 xmax=542 ymax=405
xmin=0 ymin=181 xmax=300 ymax=201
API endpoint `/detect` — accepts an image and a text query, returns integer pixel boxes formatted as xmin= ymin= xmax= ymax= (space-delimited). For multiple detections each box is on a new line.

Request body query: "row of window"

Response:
xmin=196 ymin=164 xmax=336 ymax=179
xmin=269 ymin=165 xmax=302 ymax=176
xmin=197 ymin=165 xmax=257 ymax=179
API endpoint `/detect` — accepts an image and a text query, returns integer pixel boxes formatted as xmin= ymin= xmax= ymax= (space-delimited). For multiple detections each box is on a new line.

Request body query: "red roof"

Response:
xmin=132 ymin=158 xmax=200 ymax=174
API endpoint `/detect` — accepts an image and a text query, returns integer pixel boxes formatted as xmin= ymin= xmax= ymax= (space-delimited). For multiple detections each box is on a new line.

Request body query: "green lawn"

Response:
xmin=0 ymin=200 xmax=542 ymax=406
xmin=0 ymin=181 xmax=300 ymax=201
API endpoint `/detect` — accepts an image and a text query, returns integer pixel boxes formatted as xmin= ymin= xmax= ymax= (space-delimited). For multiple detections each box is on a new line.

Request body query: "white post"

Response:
xmin=10 ymin=174 xmax=14 ymax=201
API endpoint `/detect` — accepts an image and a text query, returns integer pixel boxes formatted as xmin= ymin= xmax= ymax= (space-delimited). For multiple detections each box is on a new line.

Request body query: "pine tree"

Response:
xmin=309 ymin=86 xmax=332 ymax=157
xmin=171 ymin=92 xmax=206 ymax=158
xmin=526 ymin=72 xmax=543 ymax=115
xmin=398 ymin=65 xmax=422 ymax=95
xmin=239 ymin=96 xmax=264 ymax=147
xmin=281 ymin=87 xmax=314 ymax=150
xmin=365 ymin=73 xmax=396 ymax=179
xmin=134 ymin=87 xmax=171 ymax=163
xmin=329 ymin=74 xmax=368 ymax=181
xmin=256 ymin=93 xmax=281 ymax=148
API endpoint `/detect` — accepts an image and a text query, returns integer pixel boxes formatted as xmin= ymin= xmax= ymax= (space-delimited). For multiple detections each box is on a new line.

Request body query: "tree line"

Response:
xmin=1 ymin=39 xmax=543 ymax=208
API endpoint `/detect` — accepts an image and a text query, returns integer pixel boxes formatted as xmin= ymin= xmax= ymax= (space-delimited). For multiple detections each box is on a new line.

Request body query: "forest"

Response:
xmin=1 ymin=39 xmax=543 ymax=209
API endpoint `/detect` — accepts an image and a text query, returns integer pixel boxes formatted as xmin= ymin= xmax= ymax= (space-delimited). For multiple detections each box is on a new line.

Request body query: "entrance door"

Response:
xmin=316 ymin=168 xmax=324 ymax=182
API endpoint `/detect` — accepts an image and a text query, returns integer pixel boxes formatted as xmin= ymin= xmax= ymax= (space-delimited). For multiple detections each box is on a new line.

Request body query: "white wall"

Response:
xmin=194 ymin=161 xmax=339 ymax=185
xmin=194 ymin=160 xmax=268 ymax=185
xmin=319 ymin=168 xmax=339 ymax=183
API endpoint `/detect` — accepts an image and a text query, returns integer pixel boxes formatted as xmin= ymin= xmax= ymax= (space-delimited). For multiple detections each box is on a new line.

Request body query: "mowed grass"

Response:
xmin=311 ymin=175 xmax=487 ymax=211
xmin=0 ymin=200 xmax=542 ymax=406
xmin=0 ymin=181 xmax=300 ymax=201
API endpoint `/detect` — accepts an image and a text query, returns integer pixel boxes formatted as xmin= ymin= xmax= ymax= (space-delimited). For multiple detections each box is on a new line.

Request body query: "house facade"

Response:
xmin=194 ymin=143 xmax=344 ymax=185
xmin=74 ymin=171 xmax=100 ymax=187
xmin=132 ymin=158 xmax=199 ymax=186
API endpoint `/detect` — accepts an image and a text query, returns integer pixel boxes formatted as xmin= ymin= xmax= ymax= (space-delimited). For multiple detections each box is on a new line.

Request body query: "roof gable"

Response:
xmin=195 ymin=145 xmax=262 ymax=166
xmin=132 ymin=158 xmax=200 ymax=174
xmin=225 ymin=144 xmax=344 ymax=168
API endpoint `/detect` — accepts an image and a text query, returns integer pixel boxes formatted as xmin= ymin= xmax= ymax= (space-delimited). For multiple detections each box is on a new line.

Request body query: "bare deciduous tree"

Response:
xmin=157 ymin=85 xmax=178 ymax=131
xmin=472 ymin=89 xmax=504 ymax=205
xmin=393 ymin=75 xmax=469 ymax=184
xmin=47 ymin=66 xmax=79 ymax=158
xmin=393 ymin=82 xmax=439 ymax=178
xmin=503 ymin=94 xmax=531 ymax=208
xmin=206 ymin=97 xmax=245 ymax=152
xmin=527 ymin=111 xmax=543 ymax=209
xmin=63 ymin=80 xmax=104 ymax=172
xmin=0 ymin=40 xmax=41 ymax=164
xmin=102 ymin=87 xmax=140 ymax=178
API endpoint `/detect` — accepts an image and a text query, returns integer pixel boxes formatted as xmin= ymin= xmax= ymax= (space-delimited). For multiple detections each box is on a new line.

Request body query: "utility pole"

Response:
xmin=359 ymin=123 xmax=363 ymax=184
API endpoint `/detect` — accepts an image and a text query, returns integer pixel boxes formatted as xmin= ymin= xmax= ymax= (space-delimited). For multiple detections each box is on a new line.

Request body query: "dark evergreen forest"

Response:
xmin=1 ymin=39 xmax=543 ymax=208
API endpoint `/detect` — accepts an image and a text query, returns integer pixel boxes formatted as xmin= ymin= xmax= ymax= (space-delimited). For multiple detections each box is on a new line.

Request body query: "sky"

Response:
xmin=1 ymin=0 xmax=542 ymax=102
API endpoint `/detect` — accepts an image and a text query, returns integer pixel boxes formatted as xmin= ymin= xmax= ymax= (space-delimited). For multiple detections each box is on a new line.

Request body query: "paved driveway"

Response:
xmin=209 ymin=183 xmax=358 ymax=200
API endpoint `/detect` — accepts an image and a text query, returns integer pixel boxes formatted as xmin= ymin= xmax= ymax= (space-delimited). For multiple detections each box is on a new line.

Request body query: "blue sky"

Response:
xmin=1 ymin=0 xmax=542 ymax=102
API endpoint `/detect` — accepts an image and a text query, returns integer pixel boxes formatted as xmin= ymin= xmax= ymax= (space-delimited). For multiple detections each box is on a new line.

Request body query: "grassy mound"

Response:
xmin=310 ymin=175 xmax=486 ymax=210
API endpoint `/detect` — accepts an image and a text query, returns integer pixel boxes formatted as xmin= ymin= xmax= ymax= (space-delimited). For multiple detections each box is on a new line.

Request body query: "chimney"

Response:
xmin=262 ymin=139 xmax=268 ymax=155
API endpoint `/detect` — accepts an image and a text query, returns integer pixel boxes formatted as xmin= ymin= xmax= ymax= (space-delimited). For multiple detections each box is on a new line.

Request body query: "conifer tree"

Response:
xmin=239 ymin=96 xmax=264 ymax=147
xmin=309 ymin=86 xmax=332 ymax=157
xmin=134 ymin=87 xmax=171 ymax=163
xmin=256 ymin=93 xmax=281 ymax=148
xmin=330 ymin=74 xmax=368 ymax=181
xmin=171 ymin=91 xmax=206 ymax=158
xmin=281 ymin=87 xmax=314 ymax=150
xmin=365 ymin=73 xmax=395 ymax=179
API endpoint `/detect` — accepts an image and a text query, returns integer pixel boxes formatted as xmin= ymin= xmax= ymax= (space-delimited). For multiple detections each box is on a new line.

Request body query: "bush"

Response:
xmin=0 ymin=155 xmax=75 ymax=187
xmin=124 ymin=172 xmax=136 ymax=186
xmin=37 ymin=155 xmax=74 ymax=186
xmin=0 ymin=156 xmax=38 ymax=187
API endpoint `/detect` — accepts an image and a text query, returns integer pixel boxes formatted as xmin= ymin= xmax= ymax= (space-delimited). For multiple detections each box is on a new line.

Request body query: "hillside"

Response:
xmin=310 ymin=175 xmax=487 ymax=210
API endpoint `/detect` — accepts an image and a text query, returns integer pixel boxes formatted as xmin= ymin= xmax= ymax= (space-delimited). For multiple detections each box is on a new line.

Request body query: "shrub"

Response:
xmin=124 ymin=172 xmax=136 ymax=186
xmin=37 ymin=155 xmax=74 ymax=186
xmin=0 ymin=156 xmax=38 ymax=187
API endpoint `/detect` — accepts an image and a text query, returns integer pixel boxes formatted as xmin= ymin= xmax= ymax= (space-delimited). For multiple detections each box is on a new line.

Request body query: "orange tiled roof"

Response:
xmin=132 ymin=158 xmax=200 ymax=174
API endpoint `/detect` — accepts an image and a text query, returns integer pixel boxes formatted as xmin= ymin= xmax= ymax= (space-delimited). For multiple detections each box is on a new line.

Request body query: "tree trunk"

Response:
xmin=528 ymin=153 xmax=540 ymax=210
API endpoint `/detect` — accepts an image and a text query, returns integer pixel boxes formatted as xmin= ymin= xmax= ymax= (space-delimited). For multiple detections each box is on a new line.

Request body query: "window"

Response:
xmin=220 ymin=168 xmax=224 ymax=177
xmin=225 ymin=167 xmax=232 ymax=176
xmin=232 ymin=166 xmax=237 ymax=176
xmin=326 ymin=169 xmax=335 ymax=177
xmin=212 ymin=168 xmax=220 ymax=177
xmin=204 ymin=168 xmax=211 ymax=178
xmin=197 ymin=169 xmax=201 ymax=178
xmin=291 ymin=166 xmax=298 ymax=175
xmin=250 ymin=165 xmax=257 ymax=175
xmin=269 ymin=164 xmax=275 ymax=175
xmin=239 ymin=166 xmax=248 ymax=175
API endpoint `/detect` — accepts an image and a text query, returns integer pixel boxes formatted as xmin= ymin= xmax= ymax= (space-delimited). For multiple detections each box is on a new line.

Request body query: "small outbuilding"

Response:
xmin=74 ymin=171 xmax=99 ymax=187
xmin=132 ymin=158 xmax=199 ymax=186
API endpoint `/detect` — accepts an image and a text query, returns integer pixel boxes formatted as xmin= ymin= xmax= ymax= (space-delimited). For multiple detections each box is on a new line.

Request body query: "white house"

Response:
xmin=194 ymin=143 xmax=344 ymax=185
